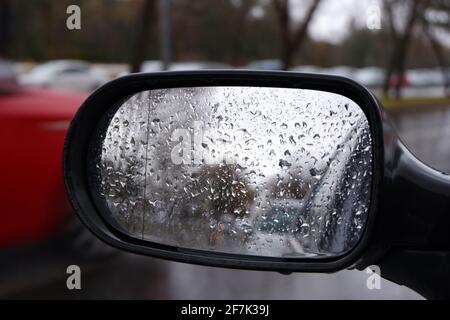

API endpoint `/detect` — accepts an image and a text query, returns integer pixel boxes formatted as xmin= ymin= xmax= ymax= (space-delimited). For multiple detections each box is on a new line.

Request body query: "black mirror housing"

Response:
xmin=63 ymin=70 xmax=387 ymax=273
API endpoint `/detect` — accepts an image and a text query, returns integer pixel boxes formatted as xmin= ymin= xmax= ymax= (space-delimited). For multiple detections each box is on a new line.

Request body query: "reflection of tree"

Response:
xmin=136 ymin=161 xmax=256 ymax=250
xmin=183 ymin=164 xmax=255 ymax=247
xmin=189 ymin=164 xmax=255 ymax=219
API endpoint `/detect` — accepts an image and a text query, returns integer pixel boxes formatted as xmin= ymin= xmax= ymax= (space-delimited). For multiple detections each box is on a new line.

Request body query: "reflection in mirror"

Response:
xmin=92 ymin=87 xmax=372 ymax=258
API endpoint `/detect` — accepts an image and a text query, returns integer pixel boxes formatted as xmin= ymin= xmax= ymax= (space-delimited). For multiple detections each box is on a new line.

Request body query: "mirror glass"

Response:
xmin=92 ymin=87 xmax=372 ymax=258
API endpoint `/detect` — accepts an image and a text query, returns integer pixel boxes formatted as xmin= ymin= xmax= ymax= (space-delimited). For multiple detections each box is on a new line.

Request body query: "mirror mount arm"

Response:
xmin=360 ymin=139 xmax=450 ymax=299
xmin=379 ymin=249 xmax=450 ymax=300
xmin=388 ymin=141 xmax=450 ymax=250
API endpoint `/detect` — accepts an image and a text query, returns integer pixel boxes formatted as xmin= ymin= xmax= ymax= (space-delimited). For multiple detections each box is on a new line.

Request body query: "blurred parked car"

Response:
xmin=353 ymin=67 xmax=385 ymax=89
xmin=140 ymin=60 xmax=230 ymax=72
xmin=118 ymin=60 xmax=231 ymax=76
xmin=290 ymin=65 xmax=324 ymax=74
xmin=258 ymin=200 xmax=304 ymax=235
xmin=326 ymin=66 xmax=355 ymax=78
xmin=407 ymin=68 xmax=445 ymax=87
xmin=249 ymin=199 xmax=306 ymax=257
xmin=140 ymin=60 xmax=164 ymax=72
xmin=245 ymin=59 xmax=282 ymax=70
xmin=19 ymin=60 xmax=108 ymax=93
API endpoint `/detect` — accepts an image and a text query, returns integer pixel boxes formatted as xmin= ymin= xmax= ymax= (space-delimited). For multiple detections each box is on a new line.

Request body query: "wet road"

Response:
xmin=164 ymin=260 xmax=420 ymax=299
xmin=6 ymin=105 xmax=450 ymax=299
xmin=390 ymin=105 xmax=450 ymax=174
xmin=5 ymin=252 xmax=421 ymax=299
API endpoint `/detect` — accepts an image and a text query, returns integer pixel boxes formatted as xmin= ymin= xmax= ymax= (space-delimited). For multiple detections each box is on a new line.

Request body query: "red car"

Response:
xmin=0 ymin=61 xmax=87 ymax=248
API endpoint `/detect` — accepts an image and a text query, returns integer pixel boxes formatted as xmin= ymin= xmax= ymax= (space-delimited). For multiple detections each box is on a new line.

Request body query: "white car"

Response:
xmin=326 ymin=66 xmax=355 ymax=78
xmin=140 ymin=60 xmax=164 ymax=72
xmin=290 ymin=65 xmax=324 ymax=74
xmin=19 ymin=60 xmax=109 ymax=93
xmin=353 ymin=67 xmax=385 ymax=89
xmin=245 ymin=59 xmax=282 ymax=70
xmin=407 ymin=68 xmax=445 ymax=87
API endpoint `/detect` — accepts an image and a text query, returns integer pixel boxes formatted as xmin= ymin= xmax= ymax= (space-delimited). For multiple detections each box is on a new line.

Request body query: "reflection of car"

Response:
xmin=247 ymin=200 xmax=306 ymax=257
xmin=258 ymin=201 xmax=304 ymax=234
xmin=19 ymin=60 xmax=108 ymax=93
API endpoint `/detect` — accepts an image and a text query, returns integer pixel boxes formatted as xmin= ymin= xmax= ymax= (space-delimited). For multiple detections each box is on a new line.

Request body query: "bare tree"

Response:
xmin=383 ymin=0 xmax=428 ymax=98
xmin=130 ymin=0 xmax=157 ymax=73
xmin=273 ymin=0 xmax=322 ymax=70
xmin=420 ymin=0 xmax=450 ymax=97
xmin=230 ymin=0 xmax=255 ymax=66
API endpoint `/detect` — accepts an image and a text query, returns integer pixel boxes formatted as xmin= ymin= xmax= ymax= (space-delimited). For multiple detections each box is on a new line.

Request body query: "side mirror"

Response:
xmin=63 ymin=71 xmax=450 ymax=297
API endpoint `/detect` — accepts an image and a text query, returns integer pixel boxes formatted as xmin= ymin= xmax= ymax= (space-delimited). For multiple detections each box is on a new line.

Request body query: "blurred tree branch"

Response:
xmin=385 ymin=0 xmax=399 ymax=41
xmin=383 ymin=0 xmax=450 ymax=98
xmin=273 ymin=0 xmax=322 ymax=70
xmin=230 ymin=0 xmax=255 ymax=66
xmin=383 ymin=0 xmax=427 ymax=98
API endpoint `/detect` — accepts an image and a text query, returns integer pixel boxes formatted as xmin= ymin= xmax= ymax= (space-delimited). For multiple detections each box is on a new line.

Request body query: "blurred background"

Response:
xmin=0 ymin=0 xmax=449 ymax=299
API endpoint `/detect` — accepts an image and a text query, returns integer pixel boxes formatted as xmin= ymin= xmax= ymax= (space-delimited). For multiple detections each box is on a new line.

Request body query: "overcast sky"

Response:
xmin=282 ymin=0 xmax=450 ymax=47
xmin=292 ymin=0 xmax=381 ymax=43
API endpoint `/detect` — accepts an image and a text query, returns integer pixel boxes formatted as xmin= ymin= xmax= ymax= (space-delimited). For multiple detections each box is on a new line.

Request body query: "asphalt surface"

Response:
xmin=389 ymin=105 xmax=450 ymax=174
xmin=5 ymin=104 xmax=450 ymax=299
